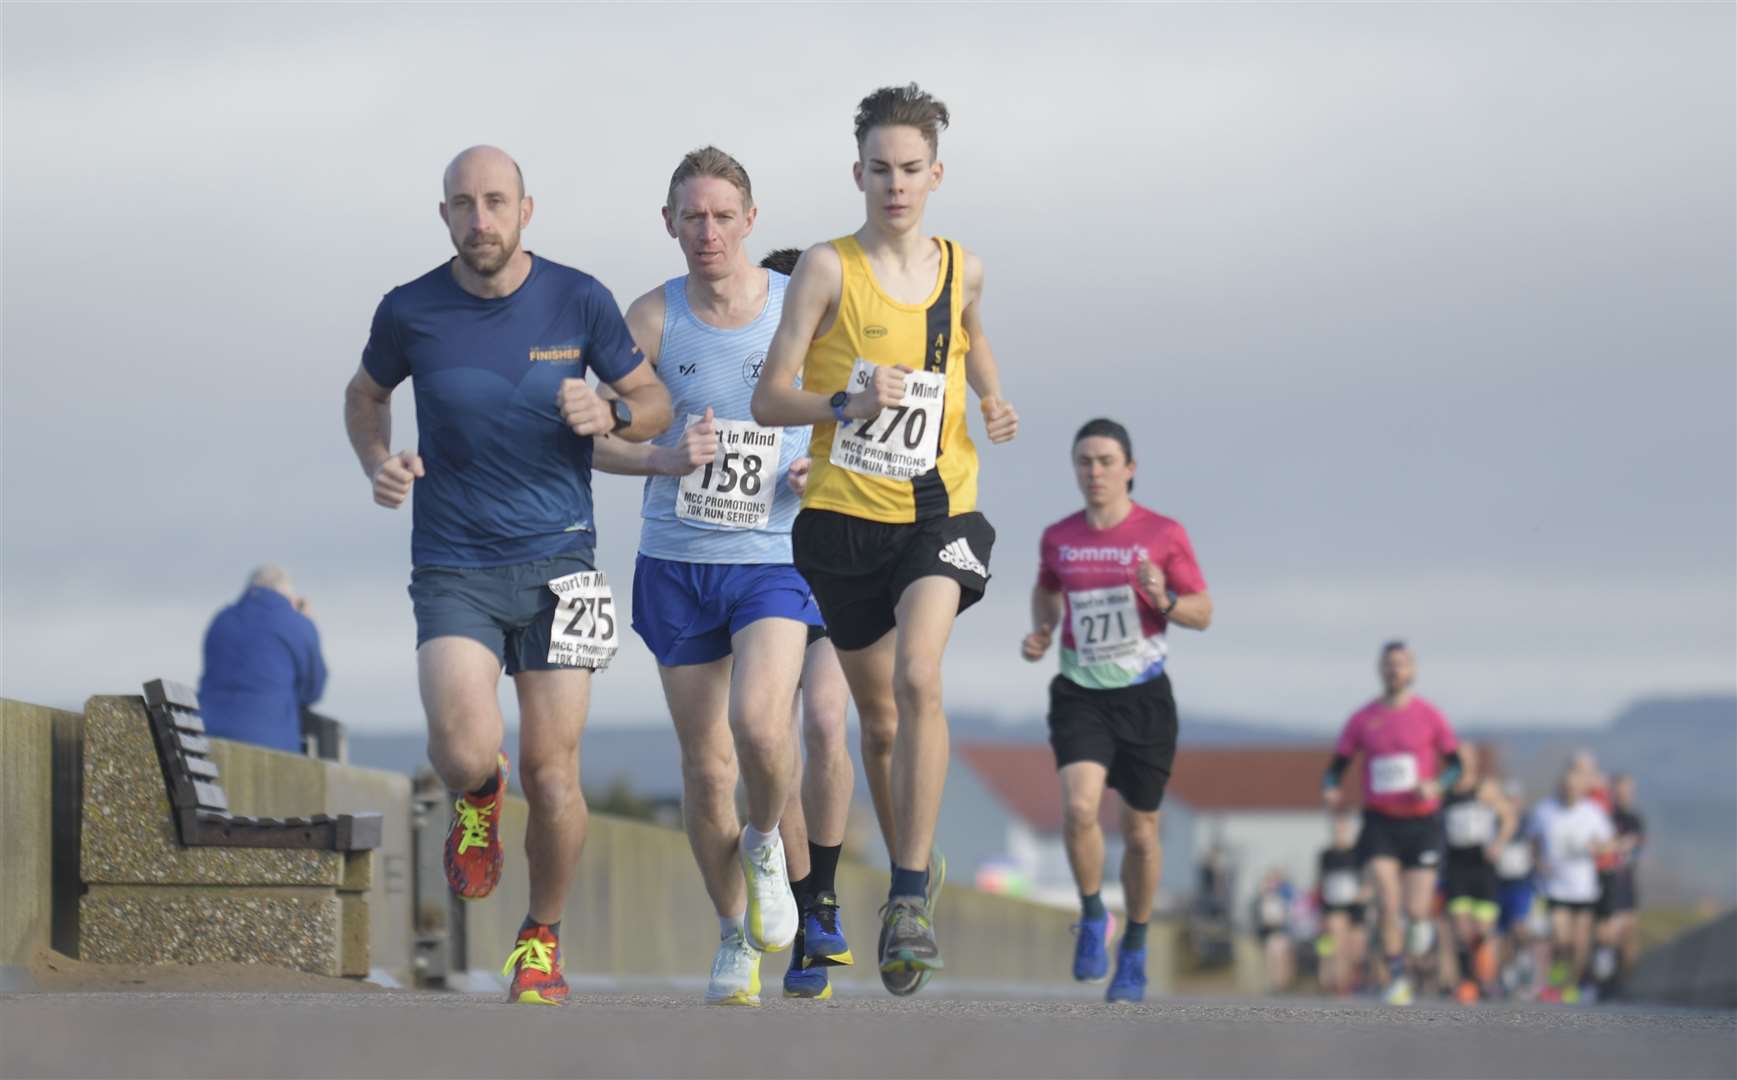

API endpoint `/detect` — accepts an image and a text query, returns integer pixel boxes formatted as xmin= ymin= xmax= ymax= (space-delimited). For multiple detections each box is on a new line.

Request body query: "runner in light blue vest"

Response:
xmin=592 ymin=148 xmax=855 ymax=1006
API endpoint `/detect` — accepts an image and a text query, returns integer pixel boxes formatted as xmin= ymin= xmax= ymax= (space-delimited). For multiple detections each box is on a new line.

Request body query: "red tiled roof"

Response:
xmin=956 ymin=741 xmax=1498 ymax=831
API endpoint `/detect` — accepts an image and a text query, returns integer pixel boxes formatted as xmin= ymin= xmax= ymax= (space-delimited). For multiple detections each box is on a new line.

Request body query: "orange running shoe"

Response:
xmin=503 ymin=924 xmax=567 ymax=1005
xmin=444 ymin=752 xmax=508 ymax=899
xmin=1455 ymin=979 xmax=1481 ymax=1006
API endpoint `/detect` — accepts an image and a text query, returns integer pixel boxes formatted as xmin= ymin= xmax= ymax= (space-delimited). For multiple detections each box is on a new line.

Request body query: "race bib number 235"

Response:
xmin=547 ymin=570 xmax=618 ymax=670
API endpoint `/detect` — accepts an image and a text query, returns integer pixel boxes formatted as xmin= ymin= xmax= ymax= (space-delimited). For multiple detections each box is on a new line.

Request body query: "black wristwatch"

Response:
xmin=829 ymin=390 xmax=850 ymax=423
xmin=609 ymin=398 xmax=633 ymax=434
xmin=1160 ymin=591 xmax=1179 ymax=616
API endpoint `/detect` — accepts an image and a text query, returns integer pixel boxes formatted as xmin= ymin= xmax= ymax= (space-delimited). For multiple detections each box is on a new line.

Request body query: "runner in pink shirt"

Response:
xmin=1323 ymin=641 xmax=1463 ymax=1005
xmin=1022 ymin=418 xmax=1213 ymax=1003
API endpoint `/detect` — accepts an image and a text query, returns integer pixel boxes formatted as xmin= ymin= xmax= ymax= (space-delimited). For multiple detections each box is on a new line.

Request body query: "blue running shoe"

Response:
xmin=1072 ymin=911 xmax=1116 ymax=983
xmin=803 ymin=891 xmax=854 ymax=967
xmin=1106 ymin=945 xmax=1147 ymax=1003
xmin=783 ymin=928 xmax=833 ymax=999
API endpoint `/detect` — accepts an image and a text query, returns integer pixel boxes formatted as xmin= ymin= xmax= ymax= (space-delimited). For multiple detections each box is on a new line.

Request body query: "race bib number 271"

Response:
xmin=547 ymin=571 xmax=618 ymax=670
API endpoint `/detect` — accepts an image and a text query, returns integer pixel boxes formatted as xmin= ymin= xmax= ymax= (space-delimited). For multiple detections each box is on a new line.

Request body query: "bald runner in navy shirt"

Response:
xmin=361 ymin=253 xmax=646 ymax=568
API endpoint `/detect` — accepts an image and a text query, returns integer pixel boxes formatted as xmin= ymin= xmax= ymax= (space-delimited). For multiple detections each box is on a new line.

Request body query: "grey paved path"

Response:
xmin=3 ymin=990 xmax=1733 ymax=1079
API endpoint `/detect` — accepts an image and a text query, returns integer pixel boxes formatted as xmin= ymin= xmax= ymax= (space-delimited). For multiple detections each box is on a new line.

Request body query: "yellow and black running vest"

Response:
xmin=801 ymin=235 xmax=978 ymax=524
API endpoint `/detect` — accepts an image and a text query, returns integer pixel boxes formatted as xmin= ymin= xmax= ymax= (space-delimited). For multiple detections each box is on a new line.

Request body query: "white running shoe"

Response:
xmin=740 ymin=831 xmax=798 ymax=952
xmin=705 ymin=927 xmax=763 ymax=1006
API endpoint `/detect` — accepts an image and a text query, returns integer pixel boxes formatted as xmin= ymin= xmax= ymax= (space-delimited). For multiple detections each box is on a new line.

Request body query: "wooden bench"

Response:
xmin=142 ymin=679 xmax=380 ymax=852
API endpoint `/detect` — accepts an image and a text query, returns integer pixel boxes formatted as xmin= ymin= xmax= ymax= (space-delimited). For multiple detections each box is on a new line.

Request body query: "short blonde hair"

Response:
xmin=666 ymin=146 xmax=753 ymax=212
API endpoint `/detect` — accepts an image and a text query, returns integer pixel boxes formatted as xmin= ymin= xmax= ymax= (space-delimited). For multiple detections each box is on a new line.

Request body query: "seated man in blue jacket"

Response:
xmin=198 ymin=565 xmax=328 ymax=752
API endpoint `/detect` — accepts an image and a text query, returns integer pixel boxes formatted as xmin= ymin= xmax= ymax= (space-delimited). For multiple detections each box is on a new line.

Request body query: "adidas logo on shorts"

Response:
xmin=937 ymin=538 xmax=988 ymax=579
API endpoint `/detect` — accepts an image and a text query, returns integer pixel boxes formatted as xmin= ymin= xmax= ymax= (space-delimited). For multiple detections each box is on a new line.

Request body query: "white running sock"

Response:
xmin=742 ymin=823 xmax=781 ymax=852
xmin=719 ymin=912 xmax=745 ymax=941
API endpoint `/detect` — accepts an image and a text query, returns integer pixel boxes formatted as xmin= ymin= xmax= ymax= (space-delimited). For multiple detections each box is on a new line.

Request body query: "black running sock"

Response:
xmin=519 ymin=915 xmax=560 ymax=938
xmin=809 ymin=843 xmax=843 ymax=896
xmin=468 ymin=771 xmax=501 ymax=798
xmin=1457 ymin=945 xmax=1474 ymax=982
xmin=1081 ymin=892 xmax=1107 ymax=921
xmin=890 ymin=865 xmax=928 ymax=900
xmin=790 ymin=874 xmax=814 ymax=911
xmin=1123 ymin=920 xmax=1148 ymax=951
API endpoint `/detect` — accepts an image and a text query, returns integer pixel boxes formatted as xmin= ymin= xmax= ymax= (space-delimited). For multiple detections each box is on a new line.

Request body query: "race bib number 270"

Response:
xmin=829 ymin=358 xmax=945 ymax=480
xmin=547 ymin=571 xmax=618 ymax=670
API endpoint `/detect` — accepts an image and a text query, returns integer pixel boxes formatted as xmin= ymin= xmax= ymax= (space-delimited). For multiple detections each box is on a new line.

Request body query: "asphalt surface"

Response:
xmin=3 ymin=988 xmax=1734 ymax=1080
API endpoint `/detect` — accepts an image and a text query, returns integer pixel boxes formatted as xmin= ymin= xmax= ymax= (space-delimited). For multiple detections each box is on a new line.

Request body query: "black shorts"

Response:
xmin=1443 ymin=854 xmax=1498 ymax=903
xmin=1046 ymin=674 xmax=1178 ymax=813
xmin=1322 ymin=905 xmax=1367 ymax=926
xmin=1356 ymin=810 xmax=1443 ymax=871
xmin=806 ymin=623 xmax=830 ymax=648
xmin=1596 ymin=871 xmax=1638 ymax=916
xmin=1549 ymin=898 xmax=1597 ymax=915
xmin=791 ymin=509 xmax=995 ymax=651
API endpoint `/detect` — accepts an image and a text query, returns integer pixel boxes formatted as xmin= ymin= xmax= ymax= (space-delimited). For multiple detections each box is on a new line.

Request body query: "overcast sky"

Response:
xmin=3 ymin=4 xmax=1732 ymax=736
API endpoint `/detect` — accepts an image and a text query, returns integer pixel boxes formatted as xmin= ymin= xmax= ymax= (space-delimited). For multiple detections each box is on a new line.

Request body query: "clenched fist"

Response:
xmin=1021 ymin=624 xmax=1054 ymax=662
xmin=845 ymin=364 xmax=910 ymax=420
xmin=786 ymin=456 xmax=812 ymax=497
xmin=557 ymin=378 xmax=613 ymax=437
xmin=372 ymin=449 xmax=424 ymax=509
xmin=981 ymin=396 xmax=1019 ymax=444
xmin=660 ymin=407 xmax=719 ymax=475
xmin=1135 ymin=551 xmax=1167 ymax=606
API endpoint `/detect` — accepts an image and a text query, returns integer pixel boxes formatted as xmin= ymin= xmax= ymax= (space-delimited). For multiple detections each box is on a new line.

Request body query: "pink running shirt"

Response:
xmin=1334 ymin=697 xmax=1459 ymax=818
xmin=1036 ymin=504 xmax=1206 ymax=689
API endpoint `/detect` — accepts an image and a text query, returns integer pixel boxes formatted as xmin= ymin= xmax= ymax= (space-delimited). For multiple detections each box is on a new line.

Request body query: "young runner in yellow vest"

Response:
xmin=752 ymin=83 xmax=1019 ymax=996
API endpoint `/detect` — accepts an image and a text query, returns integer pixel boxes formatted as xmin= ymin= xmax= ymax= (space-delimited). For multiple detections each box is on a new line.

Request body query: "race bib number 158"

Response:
xmin=547 ymin=571 xmax=618 ymax=670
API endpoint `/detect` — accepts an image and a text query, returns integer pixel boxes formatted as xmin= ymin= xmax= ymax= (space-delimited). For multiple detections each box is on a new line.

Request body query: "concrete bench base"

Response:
xmin=81 ymin=886 xmax=368 ymax=977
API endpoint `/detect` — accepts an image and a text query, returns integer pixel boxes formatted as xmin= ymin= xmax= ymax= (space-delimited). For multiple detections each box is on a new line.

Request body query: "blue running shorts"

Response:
xmin=631 ymin=555 xmax=824 ymax=668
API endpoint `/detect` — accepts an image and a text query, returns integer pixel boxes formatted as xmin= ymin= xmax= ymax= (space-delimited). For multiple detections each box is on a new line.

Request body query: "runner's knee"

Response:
xmin=520 ymin=759 xmax=580 ymax=812
xmin=1062 ymin=795 xmax=1100 ymax=835
xmin=425 ymin=735 xmax=498 ymax=791
xmin=680 ymin=742 xmax=738 ymax=798
xmin=891 ymin=660 xmax=943 ymax=716
xmin=858 ymin=703 xmax=898 ymax=759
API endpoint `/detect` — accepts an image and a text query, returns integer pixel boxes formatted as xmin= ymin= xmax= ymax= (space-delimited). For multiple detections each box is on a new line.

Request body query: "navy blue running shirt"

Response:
xmin=362 ymin=255 xmax=645 ymax=568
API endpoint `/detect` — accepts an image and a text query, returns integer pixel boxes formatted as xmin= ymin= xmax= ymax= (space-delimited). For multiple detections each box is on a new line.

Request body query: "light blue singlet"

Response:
xmin=637 ymin=270 xmax=809 ymax=564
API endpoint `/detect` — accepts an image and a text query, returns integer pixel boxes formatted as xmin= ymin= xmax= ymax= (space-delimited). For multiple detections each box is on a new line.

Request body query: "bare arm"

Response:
xmin=1488 ymin=780 xmax=1519 ymax=851
xmin=592 ymin=289 xmax=692 ymax=475
xmin=960 ymin=251 xmax=1018 ymax=444
xmin=1021 ymin=584 xmax=1064 ymax=661
xmin=344 ymin=364 xmax=395 ymax=479
xmin=1166 ymin=591 xmax=1214 ymax=631
xmin=751 ymin=244 xmax=847 ymax=427
xmin=345 ymin=364 xmax=423 ymax=508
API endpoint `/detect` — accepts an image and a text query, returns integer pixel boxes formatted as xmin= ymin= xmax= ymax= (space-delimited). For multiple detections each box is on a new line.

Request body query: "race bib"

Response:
xmin=1322 ymin=870 xmax=1360 ymax=907
xmin=1068 ymin=585 xmax=1143 ymax=666
xmin=1497 ymin=842 xmax=1533 ymax=879
xmin=1445 ymin=801 xmax=1498 ymax=848
xmin=828 ymin=359 xmax=945 ymax=480
xmin=546 ymin=571 xmax=618 ymax=669
xmin=1259 ymin=894 xmax=1287 ymax=928
xmin=1368 ymin=753 xmax=1419 ymax=796
xmin=675 ymin=416 xmax=781 ymax=531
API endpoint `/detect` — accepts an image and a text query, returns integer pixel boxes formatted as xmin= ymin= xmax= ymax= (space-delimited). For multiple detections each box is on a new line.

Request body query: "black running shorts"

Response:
xmin=1046 ymin=673 xmax=1179 ymax=813
xmin=1356 ymin=809 xmax=1444 ymax=870
xmin=791 ymin=509 xmax=995 ymax=652
xmin=1443 ymin=853 xmax=1499 ymax=903
xmin=1596 ymin=870 xmax=1637 ymax=917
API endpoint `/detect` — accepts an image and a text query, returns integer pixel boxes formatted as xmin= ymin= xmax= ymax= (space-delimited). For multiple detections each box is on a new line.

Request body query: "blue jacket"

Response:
xmin=198 ymin=587 xmax=327 ymax=752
